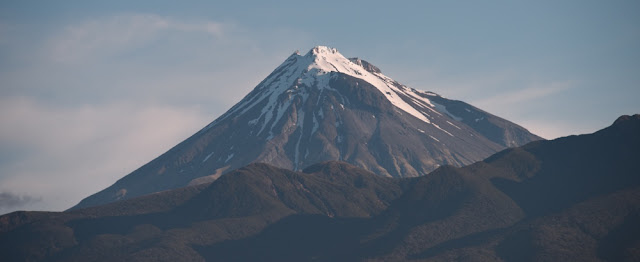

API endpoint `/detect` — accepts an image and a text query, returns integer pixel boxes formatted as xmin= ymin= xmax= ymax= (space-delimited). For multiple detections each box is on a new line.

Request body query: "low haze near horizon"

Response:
xmin=1 ymin=1 xmax=639 ymax=214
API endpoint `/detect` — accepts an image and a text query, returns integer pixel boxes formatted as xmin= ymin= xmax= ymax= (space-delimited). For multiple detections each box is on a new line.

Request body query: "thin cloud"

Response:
xmin=471 ymin=80 xmax=575 ymax=110
xmin=0 ymin=191 xmax=42 ymax=215
xmin=0 ymin=97 xmax=211 ymax=213
xmin=0 ymin=13 xmax=307 ymax=214
xmin=47 ymin=13 xmax=227 ymax=63
xmin=0 ymin=192 xmax=41 ymax=209
xmin=517 ymin=118 xmax=598 ymax=140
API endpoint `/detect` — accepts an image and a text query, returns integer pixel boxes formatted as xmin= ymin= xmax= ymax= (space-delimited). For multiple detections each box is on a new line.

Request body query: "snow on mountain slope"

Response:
xmin=208 ymin=46 xmax=452 ymax=134
xmin=71 ymin=46 xmax=542 ymax=209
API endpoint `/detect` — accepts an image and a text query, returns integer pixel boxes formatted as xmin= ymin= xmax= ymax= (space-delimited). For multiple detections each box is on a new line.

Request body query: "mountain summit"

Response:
xmin=72 ymin=46 xmax=541 ymax=209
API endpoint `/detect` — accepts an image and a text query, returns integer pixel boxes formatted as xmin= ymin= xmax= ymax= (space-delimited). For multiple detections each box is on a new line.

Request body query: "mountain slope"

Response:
xmin=0 ymin=115 xmax=638 ymax=261
xmin=197 ymin=114 xmax=640 ymax=261
xmin=360 ymin=114 xmax=640 ymax=260
xmin=0 ymin=162 xmax=403 ymax=262
xmin=72 ymin=46 xmax=541 ymax=209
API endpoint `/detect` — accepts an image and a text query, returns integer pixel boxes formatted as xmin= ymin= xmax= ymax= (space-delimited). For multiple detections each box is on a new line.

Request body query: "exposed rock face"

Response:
xmin=2 ymin=115 xmax=638 ymax=261
xmin=71 ymin=46 xmax=541 ymax=209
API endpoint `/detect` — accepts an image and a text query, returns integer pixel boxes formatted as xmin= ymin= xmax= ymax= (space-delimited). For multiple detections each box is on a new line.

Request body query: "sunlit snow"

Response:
xmin=203 ymin=46 xmax=463 ymax=138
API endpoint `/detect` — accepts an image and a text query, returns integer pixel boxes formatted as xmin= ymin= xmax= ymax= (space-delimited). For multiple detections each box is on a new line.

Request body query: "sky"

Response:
xmin=1 ymin=0 xmax=639 ymax=215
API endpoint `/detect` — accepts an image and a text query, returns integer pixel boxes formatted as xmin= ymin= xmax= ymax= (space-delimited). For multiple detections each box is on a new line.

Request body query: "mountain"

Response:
xmin=1 ymin=114 xmax=637 ymax=261
xmin=197 ymin=115 xmax=640 ymax=261
xmin=353 ymin=114 xmax=640 ymax=261
xmin=71 ymin=46 xmax=540 ymax=209
xmin=0 ymin=162 xmax=404 ymax=261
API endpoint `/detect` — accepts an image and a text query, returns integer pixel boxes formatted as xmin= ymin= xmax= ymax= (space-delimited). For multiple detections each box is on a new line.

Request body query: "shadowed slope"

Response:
xmin=1 ymin=115 xmax=636 ymax=261
xmin=0 ymin=162 xmax=403 ymax=261
xmin=196 ymin=115 xmax=640 ymax=261
xmin=72 ymin=46 xmax=541 ymax=210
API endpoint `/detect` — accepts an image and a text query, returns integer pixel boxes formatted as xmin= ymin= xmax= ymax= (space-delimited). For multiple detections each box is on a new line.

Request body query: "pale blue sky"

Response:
xmin=1 ymin=1 xmax=639 ymax=214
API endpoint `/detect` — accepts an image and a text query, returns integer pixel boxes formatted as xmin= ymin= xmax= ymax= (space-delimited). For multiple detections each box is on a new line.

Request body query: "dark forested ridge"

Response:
xmin=1 ymin=114 xmax=638 ymax=261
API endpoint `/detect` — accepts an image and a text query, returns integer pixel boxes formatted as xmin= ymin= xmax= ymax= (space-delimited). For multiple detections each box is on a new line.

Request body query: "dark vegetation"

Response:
xmin=1 ymin=115 xmax=639 ymax=261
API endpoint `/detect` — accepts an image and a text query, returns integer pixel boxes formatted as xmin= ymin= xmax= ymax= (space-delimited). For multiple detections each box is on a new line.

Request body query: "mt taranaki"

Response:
xmin=72 ymin=46 xmax=541 ymax=209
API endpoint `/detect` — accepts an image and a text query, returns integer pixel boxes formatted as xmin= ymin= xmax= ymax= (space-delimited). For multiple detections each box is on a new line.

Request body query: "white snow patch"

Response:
xmin=432 ymin=101 xmax=462 ymax=121
xmin=225 ymin=153 xmax=234 ymax=163
xmin=248 ymin=118 xmax=259 ymax=126
xmin=432 ymin=123 xmax=454 ymax=137
xmin=446 ymin=120 xmax=462 ymax=130
xmin=203 ymin=46 xmax=454 ymax=134
xmin=311 ymin=113 xmax=319 ymax=134
xmin=429 ymin=135 xmax=440 ymax=142
xmin=293 ymin=110 xmax=305 ymax=170
xmin=369 ymin=73 xmax=432 ymax=123
xmin=202 ymin=152 xmax=214 ymax=163
xmin=251 ymin=46 xmax=437 ymax=125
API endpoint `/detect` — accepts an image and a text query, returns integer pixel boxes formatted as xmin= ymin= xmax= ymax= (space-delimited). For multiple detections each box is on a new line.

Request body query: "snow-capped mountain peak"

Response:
xmin=72 ymin=46 xmax=542 ymax=209
xmin=212 ymin=46 xmax=441 ymax=130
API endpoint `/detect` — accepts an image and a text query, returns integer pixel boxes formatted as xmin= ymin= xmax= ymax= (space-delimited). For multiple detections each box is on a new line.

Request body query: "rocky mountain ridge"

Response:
xmin=72 ymin=46 xmax=541 ymax=209
xmin=1 ymin=114 xmax=637 ymax=261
